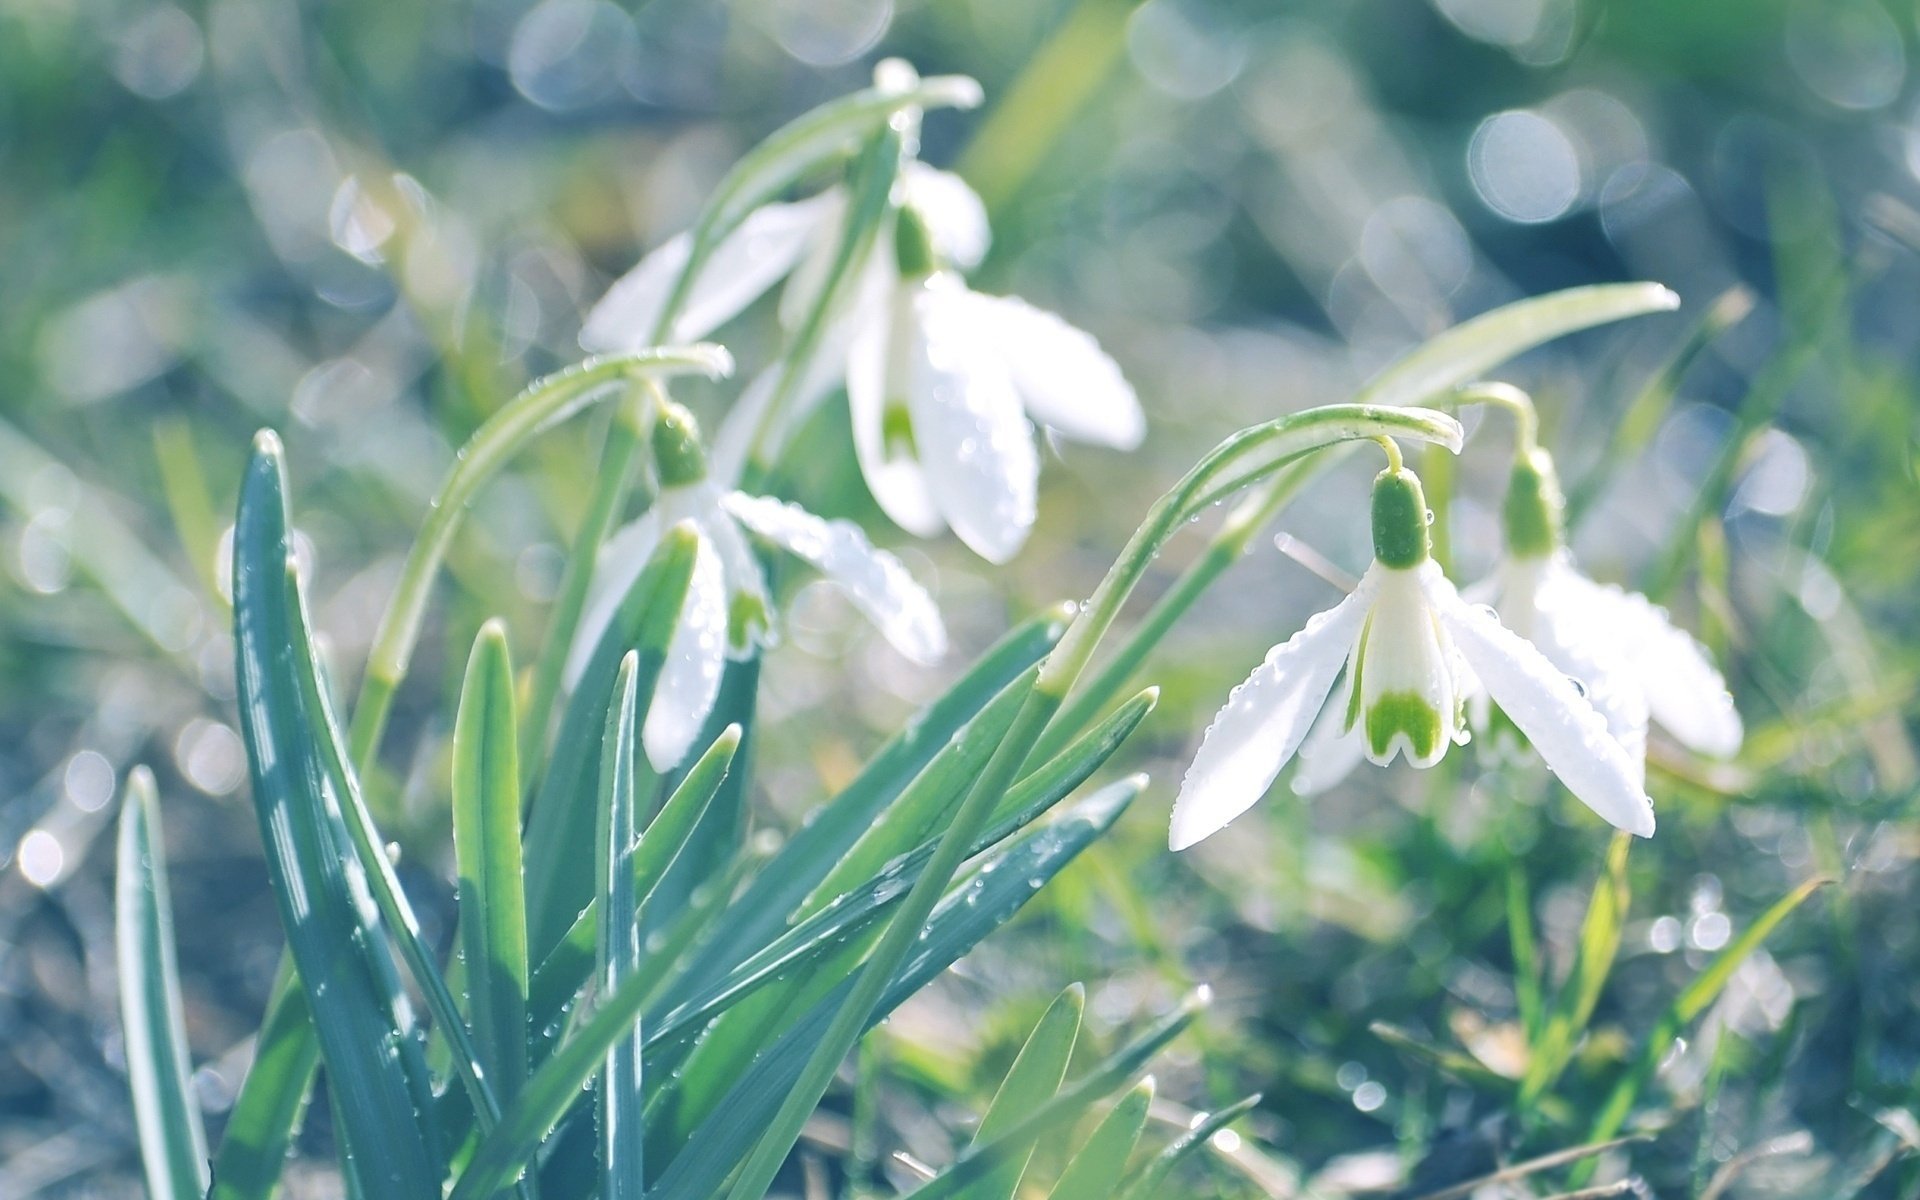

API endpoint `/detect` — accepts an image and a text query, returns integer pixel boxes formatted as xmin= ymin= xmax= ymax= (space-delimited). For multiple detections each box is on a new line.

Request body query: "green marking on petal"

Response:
xmin=1366 ymin=690 xmax=1443 ymax=762
xmin=727 ymin=590 xmax=768 ymax=651
xmin=882 ymin=401 xmax=919 ymax=459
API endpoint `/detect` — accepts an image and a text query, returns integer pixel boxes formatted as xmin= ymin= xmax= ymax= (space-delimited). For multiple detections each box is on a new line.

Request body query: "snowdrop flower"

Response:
xmin=571 ymin=401 xmax=947 ymax=771
xmin=582 ymin=97 xmax=1141 ymax=562
xmin=1169 ymin=444 xmax=1655 ymax=852
xmin=1465 ymin=443 xmax=1742 ymax=780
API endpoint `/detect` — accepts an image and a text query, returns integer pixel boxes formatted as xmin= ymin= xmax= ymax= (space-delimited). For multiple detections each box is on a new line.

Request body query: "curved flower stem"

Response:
xmin=345 ymin=348 xmax=730 ymax=776
xmin=721 ymin=403 xmax=1461 ymax=1200
xmin=739 ymin=127 xmax=904 ymax=490
xmin=1450 ymin=380 xmax=1539 ymax=454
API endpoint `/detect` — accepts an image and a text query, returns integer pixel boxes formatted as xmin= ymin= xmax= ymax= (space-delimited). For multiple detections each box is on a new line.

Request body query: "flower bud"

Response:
xmin=651 ymin=400 xmax=709 ymax=489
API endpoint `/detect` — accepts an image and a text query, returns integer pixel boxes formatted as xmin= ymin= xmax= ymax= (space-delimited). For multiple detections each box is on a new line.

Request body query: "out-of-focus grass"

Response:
xmin=4 ymin=0 xmax=1919 ymax=1195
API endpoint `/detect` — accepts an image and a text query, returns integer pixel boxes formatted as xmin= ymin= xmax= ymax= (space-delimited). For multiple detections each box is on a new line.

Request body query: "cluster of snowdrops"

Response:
xmin=118 ymin=60 xmax=1755 ymax=1200
xmin=567 ymin=60 xmax=1740 ymax=854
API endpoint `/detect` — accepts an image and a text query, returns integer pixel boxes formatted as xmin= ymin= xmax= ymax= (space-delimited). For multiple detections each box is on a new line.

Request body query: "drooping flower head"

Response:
xmin=572 ymin=399 xmax=946 ymax=771
xmin=1463 ymin=390 xmax=1742 ymax=778
xmin=1170 ymin=440 xmax=1655 ymax=852
xmin=581 ymin=61 xmax=1142 ymax=564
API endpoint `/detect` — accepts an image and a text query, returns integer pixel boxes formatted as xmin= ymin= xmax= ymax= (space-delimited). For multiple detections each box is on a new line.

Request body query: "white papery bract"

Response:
xmin=1170 ymin=558 xmax=1657 ymax=852
xmin=569 ymin=482 xmax=946 ymax=772
xmin=582 ymin=158 xmax=1142 ymax=563
xmin=1469 ymin=550 xmax=1743 ymax=777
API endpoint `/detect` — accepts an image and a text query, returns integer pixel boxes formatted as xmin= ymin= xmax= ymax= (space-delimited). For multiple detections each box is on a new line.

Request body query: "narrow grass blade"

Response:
xmin=1047 ymin=1080 xmax=1154 ymax=1200
xmin=1565 ymin=285 xmax=1755 ymax=525
xmin=956 ymin=986 xmax=1083 ymax=1200
xmin=1117 ymin=1094 xmax=1260 ymax=1200
xmin=208 ymin=961 xmax=319 ymax=1200
xmin=1355 ymin=283 xmax=1680 ymax=410
xmin=645 ymin=779 xmax=1144 ymax=1200
xmin=646 ymin=690 xmax=1158 ymax=1052
xmin=529 ymin=726 xmax=740 ymax=1055
xmin=1572 ymin=877 xmax=1831 ymax=1181
xmin=453 ymin=621 xmax=530 ymax=1107
xmin=283 ymin=557 xmax=505 ymax=1137
xmin=1520 ymin=832 xmax=1631 ymax=1110
xmin=907 ymin=991 xmax=1207 ymax=1200
xmin=642 ymin=683 xmax=1152 ymax=1155
xmin=523 ymin=524 xmax=697 ymax=960
xmin=599 ymin=654 xmax=646 ymax=1199
xmin=1508 ymin=862 xmax=1543 ymax=1041
xmin=116 ymin=766 xmax=211 ymax=1200
xmin=231 ymin=431 xmax=442 ymax=1196
xmin=687 ymin=611 xmax=1066 ymax=982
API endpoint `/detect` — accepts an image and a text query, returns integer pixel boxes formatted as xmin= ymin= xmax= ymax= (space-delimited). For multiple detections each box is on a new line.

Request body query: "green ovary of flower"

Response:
xmin=1364 ymin=690 xmax=1444 ymax=762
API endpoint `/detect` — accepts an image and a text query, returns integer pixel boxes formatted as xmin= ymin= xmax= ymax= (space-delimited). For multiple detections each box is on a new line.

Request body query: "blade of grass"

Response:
xmin=956 ymin=985 xmax=1084 ymax=1200
xmin=1564 ymin=285 xmax=1755 ymax=526
xmin=1047 ymin=1079 xmax=1154 ymax=1200
xmin=1519 ymin=832 xmax=1632 ymax=1112
xmin=599 ymin=654 xmax=647 ymax=1199
xmin=1569 ymin=877 xmax=1831 ymax=1186
xmin=231 ymin=431 xmax=442 ymax=1196
xmin=523 ymin=525 xmax=697 ymax=960
xmin=906 ymin=994 xmax=1207 ymax=1200
xmin=646 ymin=690 xmax=1158 ymax=1054
xmin=116 ymin=766 xmax=211 ymax=1200
xmin=647 ymin=780 xmax=1145 ymax=1200
xmin=207 ymin=961 xmax=319 ymax=1200
xmin=687 ymin=610 xmax=1067 ymax=983
xmin=453 ymin=622 xmax=531 ymax=1110
xmin=528 ymin=725 xmax=740 ymax=1056
xmin=1508 ymin=860 xmax=1543 ymax=1041
xmin=1117 ymin=1094 xmax=1260 ymax=1200
xmin=643 ymin=684 xmax=1153 ymax=1158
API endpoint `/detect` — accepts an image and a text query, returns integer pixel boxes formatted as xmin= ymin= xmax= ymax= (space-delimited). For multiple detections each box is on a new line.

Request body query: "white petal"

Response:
xmin=580 ymin=234 xmax=693 ymax=352
xmin=1357 ymin=562 xmax=1460 ymax=768
xmin=1429 ymin=577 xmax=1656 ymax=838
xmin=1170 ymin=578 xmax=1378 ymax=851
xmin=567 ymin=513 xmax=661 ymax=686
xmin=1558 ymin=571 xmax=1742 ymax=757
xmin=847 ymin=274 xmax=942 ymax=537
xmin=1292 ymin=671 xmax=1368 ymax=796
xmin=723 ymin=492 xmax=947 ymax=664
xmin=699 ymin=491 xmax=769 ymax=657
xmin=909 ymin=284 xmax=1038 ymax=563
xmin=582 ymin=194 xmax=839 ymax=350
xmin=710 ymin=354 xmax=845 ymax=488
xmin=963 ymin=292 xmax=1144 ymax=450
xmin=901 ymin=163 xmax=990 ymax=271
xmin=644 ymin=524 xmax=727 ymax=771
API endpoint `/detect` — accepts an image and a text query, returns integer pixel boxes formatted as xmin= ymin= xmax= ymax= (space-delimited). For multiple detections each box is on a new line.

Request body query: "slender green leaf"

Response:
xmin=1520 ymin=832 xmax=1631 ymax=1109
xmin=207 ymin=960 xmax=317 ymax=1200
xmin=116 ymin=766 xmax=211 ymax=1200
xmin=453 ymin=621 xmax=530 ymax=1107
xmin=1369 ymin=1023 xmax=1514 ymax=1091
xmin=1047 ymin=1080 xmax=1154 ymax=1200
xmin=687 ymin=611 xmax=1066 ymax=983
xmin=1355 ymin=283 xmax=1680 ymax=410
xmin=1574 ymin=876 xmax=1830 ymax=1180
xmin=646 ymin=779 xmax=1144 ymax=1200
xmin=230 ymin=430 xmax=442 ymax=1197
xmin=908 ymin=993 xmax=1206 ymax=1200
xmin=528 ymin=726 xmax=741 ymax=1054
xmin=599 ymin=654 xmax=647 ymax=1200
xmin=647 ymin=690 xmax=1158 ymax=1053
xmin=957 ymin=986 xmax=1083 ymax=1200
xmin=523 ymin=524 xmax=697 ymax=959
xmin=643 ymin=682 xmax=1153 ymax=1157
xmin=1118 ymin=1095 xmax=1260 ymax=1200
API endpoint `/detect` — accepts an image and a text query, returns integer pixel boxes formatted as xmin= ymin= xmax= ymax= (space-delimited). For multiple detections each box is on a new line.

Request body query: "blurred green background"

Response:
xmin=4 ymin=0 xmax=1919 ymax=1194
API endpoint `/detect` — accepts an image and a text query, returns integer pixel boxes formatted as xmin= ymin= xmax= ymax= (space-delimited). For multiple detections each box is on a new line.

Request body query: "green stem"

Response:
xmin=344 ymin=349 xmax=728 ymax=777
